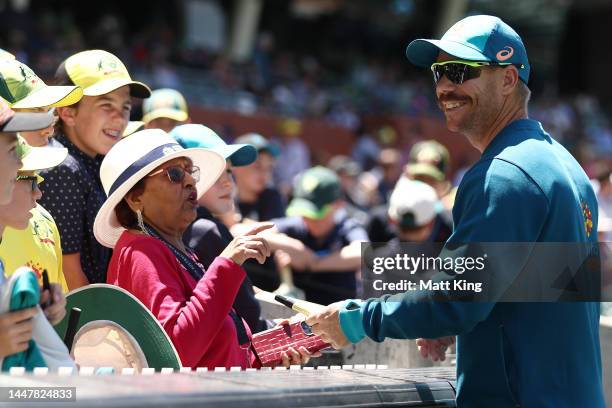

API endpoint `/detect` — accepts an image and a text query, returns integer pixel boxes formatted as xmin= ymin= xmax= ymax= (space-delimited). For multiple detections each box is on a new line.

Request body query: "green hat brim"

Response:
xmin=406 ymin=163 xmax=445 ymax=182
xmin=54 ymin=284 xmax=181 ymax=370
xmin=286 ymin=198 xmax=332 ymax=220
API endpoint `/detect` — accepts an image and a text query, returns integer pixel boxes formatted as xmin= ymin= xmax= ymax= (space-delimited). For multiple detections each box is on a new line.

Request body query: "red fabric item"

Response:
xmin=106 ymin=230 xmax=260 ymax=369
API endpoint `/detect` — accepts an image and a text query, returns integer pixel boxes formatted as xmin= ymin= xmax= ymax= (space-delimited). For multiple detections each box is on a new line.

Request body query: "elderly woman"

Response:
xmin=94 ymin=129 xmax=273 ymax=369
xmin=170 ymin=124 xmax=318 ymax=365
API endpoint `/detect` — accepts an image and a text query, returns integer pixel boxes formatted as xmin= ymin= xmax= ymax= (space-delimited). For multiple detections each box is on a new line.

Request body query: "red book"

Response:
xmin=251 ymin=321 xmax=330 ymax=367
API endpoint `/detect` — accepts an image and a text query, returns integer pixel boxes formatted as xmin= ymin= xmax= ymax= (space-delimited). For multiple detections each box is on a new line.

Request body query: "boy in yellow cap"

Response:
xmin=0 ymin=58 xmax=83 ymax=147
xmin=39 ymin=50 xmax=150 ymax=288
xmin=0 ymin=58 xmax=82 ymax=296
xmin=142 ymin=88 xmax=189 ymax=133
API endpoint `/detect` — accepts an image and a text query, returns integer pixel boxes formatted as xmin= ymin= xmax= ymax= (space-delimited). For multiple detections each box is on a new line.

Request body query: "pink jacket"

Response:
xmin=106 ymin=230 xmax=259 ymax=369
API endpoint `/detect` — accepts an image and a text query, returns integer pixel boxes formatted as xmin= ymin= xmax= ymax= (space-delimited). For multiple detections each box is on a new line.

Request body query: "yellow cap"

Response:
xmin=64 ymin=50 xmax=151 ymax=98
xmin=0 ymin=59 xmax=83 ymax=109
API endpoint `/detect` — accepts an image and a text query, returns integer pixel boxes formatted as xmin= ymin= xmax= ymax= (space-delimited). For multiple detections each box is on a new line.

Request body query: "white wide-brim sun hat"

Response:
xmin=93 ymin=128 xmax=225 ymax=248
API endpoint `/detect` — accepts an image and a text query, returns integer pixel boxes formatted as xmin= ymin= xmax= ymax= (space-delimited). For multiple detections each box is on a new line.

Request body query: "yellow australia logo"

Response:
xmin=19 ymin=65 xmax=39 ymax=86
xmin=581 ymin=200 xmax=593 ymax=238
xmin=97 ymin=58 xmax=122 ymax=76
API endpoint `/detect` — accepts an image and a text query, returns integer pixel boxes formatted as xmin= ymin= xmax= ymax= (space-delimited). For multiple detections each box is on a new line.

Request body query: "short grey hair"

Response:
xmin=516 ymin=80 xmax=531 ymax=108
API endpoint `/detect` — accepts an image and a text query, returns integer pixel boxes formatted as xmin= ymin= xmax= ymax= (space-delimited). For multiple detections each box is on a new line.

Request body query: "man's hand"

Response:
xmin=305 ymin=302 xmax=350 ymax=349
xmin=0 ymin=307 xmax=37 ymax=358
xmin=41 ymin=283 xmax=67 ymax=326
xmin=416 ymin=336 xmax=455 ymax=362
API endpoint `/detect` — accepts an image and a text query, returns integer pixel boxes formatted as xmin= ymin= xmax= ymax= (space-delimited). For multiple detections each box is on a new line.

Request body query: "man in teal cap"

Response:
xmin=306 ymin=15 xmax=604 ymax=407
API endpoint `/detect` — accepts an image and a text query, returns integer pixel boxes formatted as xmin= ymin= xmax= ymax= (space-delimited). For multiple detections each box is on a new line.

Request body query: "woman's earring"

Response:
xmin=136 ymin=209 xmax=147 ymax=234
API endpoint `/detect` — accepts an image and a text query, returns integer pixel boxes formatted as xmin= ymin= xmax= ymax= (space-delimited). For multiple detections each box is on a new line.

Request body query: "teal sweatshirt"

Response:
xmin=340 ymin=120 xmax=604 ymax=407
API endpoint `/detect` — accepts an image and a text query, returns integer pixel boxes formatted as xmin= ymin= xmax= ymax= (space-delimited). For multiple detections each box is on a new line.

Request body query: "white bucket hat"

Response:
xmin=93 ymin=128 xmax=225 ymax=248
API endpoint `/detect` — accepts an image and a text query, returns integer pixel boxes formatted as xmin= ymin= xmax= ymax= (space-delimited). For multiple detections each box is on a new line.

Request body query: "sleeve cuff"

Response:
xmin=339 ymin=299 xmax=366 ymax=344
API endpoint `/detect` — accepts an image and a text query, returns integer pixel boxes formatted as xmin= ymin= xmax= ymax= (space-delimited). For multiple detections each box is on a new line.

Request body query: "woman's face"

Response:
xmin=198 ymin=160 xmax=235 ymax=216
xmin=0 ymin=170 xmax=42 ymax=229
xmin=135 ymin=157 xmax=199 ymax=235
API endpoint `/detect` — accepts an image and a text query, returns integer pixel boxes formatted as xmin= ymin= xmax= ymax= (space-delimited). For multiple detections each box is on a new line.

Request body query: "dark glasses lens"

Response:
xmin=432 ymin=63 xmax=482 ymax=85
xmin=165 ymin=166 xmax=200 ymax=183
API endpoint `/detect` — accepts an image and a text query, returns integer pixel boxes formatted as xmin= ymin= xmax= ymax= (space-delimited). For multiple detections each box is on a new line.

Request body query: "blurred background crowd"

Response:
xmin=0 ymin=0 xmax=609 ymax=282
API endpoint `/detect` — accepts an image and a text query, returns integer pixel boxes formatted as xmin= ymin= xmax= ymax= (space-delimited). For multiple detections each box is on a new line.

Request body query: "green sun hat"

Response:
xmin=287 ymin=166 xmax=341 ymax=219
xmin=55 ymin=284 xmax=181 ymax=370
xmin=0 ymin=59 xmax=83 ymax=109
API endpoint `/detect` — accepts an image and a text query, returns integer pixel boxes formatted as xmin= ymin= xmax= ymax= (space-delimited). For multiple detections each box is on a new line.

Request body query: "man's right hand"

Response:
xmin=221 ymin=223 xmax=273 ymax=265
xmin=0 ymin=307 xmax=37 ymax=358
xmin=416 ymin=336 xmax=455 ymax=362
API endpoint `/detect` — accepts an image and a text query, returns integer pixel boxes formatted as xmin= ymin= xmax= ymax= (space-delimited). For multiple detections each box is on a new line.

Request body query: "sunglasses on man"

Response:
xmin=430 ymin=60 xmax=524 ymax=85
xmin=16 ymin=174 xmax=44 ymax=191
xmin=148 ymin=165 xmax=201 ymax=184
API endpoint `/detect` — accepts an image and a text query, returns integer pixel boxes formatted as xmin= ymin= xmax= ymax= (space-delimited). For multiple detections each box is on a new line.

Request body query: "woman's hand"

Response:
xmin=275 ymin=316 xmax=322 ymax=367
xmin=0 ymin=307 xmax=37 ymax=358
xmin=280 ymin=346 xmax=321 ymax=367
xmin=221 ymin=223 xmax=273 ymax=265
xmin=41 ymin=283 xmax=67 ymax=326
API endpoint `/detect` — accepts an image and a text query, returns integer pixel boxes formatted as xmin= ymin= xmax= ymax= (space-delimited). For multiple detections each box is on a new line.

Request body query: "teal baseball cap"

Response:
xmin=234 ymin=133 xmax=280 ymax=158
xmin=169 ymin=124 xmax=257 ymax=167
xmin=406 ymin=15 xmax=530 ymax=84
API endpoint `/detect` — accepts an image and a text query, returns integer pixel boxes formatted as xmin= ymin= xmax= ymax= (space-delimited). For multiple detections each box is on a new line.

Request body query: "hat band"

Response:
xmin=108 ymin=142 xmax=182 ymax=196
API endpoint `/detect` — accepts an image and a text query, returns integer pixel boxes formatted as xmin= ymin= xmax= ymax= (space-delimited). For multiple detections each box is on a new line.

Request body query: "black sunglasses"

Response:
xmin=430 ymin=60 xmax=521 ymax=85
xmin=16 ymin=174 xmax=43 ymax=192
xmin=148 ymin=165 xmax=200 ymax=184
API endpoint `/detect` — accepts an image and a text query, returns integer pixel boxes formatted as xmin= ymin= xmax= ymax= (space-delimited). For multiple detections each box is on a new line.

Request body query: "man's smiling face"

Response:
xmin=434 ymin=52 xmax=505 ymax=137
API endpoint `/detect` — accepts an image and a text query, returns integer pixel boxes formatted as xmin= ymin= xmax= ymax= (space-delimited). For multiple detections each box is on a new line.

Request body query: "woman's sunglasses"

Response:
xmin=16 ymin=174 xmax=44 ymax=191
xmin=148 ymin=165 xmax=200 ymax=184
xmin=430 ymin=60 xmax=522 ymax=85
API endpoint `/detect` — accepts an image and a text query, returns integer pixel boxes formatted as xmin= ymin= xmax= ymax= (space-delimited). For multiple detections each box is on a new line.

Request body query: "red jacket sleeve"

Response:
xmin=115 ymin=237 xmax=246 ymax=366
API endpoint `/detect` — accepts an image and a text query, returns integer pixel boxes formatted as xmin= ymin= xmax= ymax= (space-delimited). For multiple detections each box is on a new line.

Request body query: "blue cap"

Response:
xmin=406 ymin=15 xmax=530 ymax=84
xmin=169 ymin=124 xmax=257 ymax=167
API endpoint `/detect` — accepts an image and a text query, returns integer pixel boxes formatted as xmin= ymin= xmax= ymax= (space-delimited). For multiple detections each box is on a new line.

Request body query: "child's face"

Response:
xmin=0 ymin=171 xmax=42 ymax=230
xmin=0 ymin=133 xmax=22 ymax=205
xmin=303 ymin=209 xmax=336 ymax=239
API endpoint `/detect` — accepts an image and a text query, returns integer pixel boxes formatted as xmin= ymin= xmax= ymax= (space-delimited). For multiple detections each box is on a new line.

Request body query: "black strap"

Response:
xmin=143 ymin=224 xmax=250 ymax=347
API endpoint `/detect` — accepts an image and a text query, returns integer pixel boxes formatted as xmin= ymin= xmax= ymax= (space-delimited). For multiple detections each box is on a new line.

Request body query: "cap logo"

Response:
xmin=18 ymin=65 xmax=39 ymax=86
xmin=496 ymin=46 xmax=514 ymax=61
xmin=97 ymin=58 xmax=122 ymax=76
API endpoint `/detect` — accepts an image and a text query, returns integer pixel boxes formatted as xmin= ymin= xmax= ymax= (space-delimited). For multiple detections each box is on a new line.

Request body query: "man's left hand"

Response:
xmin=305 ymin=302 xmax=350 ymax=349
xmin=40 ymin=284 xmax=66 ymax=326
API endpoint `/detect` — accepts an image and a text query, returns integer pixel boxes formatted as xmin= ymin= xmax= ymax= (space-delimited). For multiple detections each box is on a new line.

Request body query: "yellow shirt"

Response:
xmin=0 ymin=204 xmax=68 ymax=292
